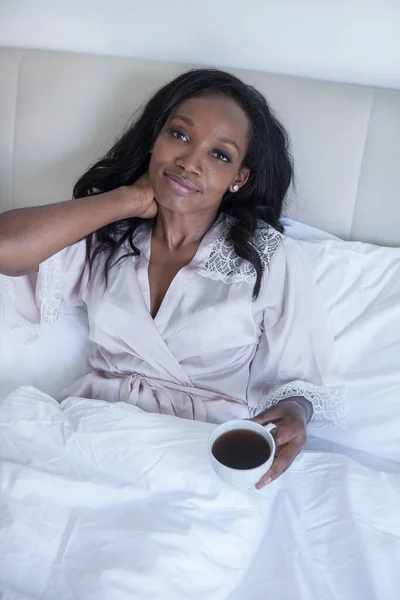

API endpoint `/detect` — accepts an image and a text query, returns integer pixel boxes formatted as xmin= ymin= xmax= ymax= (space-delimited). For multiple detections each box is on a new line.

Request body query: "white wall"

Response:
xmin=1 ymin=0 xmax=399 ymax=89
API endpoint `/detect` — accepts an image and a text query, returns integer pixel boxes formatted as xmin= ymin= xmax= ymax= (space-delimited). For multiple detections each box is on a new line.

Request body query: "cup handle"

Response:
xmin=264 ymin=423 xmax=277 ymax=433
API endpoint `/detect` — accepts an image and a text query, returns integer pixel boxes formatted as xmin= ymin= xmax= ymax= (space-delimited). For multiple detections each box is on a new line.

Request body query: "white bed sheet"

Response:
xmin=0 ymin=387 xmax=399 ymax=600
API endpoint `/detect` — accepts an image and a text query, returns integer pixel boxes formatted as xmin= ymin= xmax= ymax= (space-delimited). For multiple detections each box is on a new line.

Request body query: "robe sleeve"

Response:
xmin=36 ymin=240 xmax=89 ymax=324
xmin=0 ymin=240 xmax=88 ymax=340
xmin=247 ymin=236 xmax=346 ymax=426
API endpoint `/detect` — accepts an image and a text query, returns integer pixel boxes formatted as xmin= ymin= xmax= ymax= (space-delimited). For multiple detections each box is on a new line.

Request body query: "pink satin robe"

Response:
xmin=0 ymin=216 xmax=345 ymax=424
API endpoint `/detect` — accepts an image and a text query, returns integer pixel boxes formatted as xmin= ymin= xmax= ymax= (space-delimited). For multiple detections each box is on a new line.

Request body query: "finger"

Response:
xmin=256 ymin=441 xmax=302 ymax=489
xmin=249 ymin=405 xmax=288 ymax=426
xmin=273 ymin=419 xmax=306 ymax=447
xmin=255 ymin=455 xmax=290 ymax=489
xmin=250 ymin=412 xmax=303 ymax=440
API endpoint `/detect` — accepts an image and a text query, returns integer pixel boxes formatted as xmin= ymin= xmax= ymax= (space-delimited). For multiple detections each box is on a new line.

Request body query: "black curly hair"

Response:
xmin=73 ymin=68 xmax=293 ymax=299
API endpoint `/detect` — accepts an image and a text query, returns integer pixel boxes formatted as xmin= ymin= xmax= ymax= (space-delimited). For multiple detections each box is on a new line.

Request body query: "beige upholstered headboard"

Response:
xmin=1 ymin=48 xmax=399 ymax=245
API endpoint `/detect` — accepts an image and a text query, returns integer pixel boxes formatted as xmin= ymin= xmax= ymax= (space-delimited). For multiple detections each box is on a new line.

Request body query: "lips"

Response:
xmin=163 ymin=172 xmax=200 ymax=196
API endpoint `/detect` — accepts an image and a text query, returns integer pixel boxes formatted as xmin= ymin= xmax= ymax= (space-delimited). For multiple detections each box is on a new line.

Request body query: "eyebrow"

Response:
xmin=172 ymin=114 xmax=241 ymax=154
xmin=217 ymin=135 xmax=241 ymax=154
xmin=173 ymin=114 xmax=195 ymax=127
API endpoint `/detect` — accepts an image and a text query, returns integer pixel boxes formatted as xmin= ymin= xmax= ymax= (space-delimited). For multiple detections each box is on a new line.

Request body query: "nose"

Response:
xmin=175 ymin=146 xmax=202 ymax=176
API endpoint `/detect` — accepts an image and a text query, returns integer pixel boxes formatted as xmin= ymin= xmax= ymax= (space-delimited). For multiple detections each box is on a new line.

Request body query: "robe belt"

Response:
xmin=101 ymin=370 xmax=239 ymax=422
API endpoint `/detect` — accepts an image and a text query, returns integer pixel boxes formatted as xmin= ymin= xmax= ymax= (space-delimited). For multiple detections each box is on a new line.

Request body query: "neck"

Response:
xmin=153 ymin=207 xmax=219 ymax=249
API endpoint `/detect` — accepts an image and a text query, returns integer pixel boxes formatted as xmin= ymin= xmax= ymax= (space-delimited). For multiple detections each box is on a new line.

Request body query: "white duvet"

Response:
xmin=1 ymin=386 xmax=400 ymax=600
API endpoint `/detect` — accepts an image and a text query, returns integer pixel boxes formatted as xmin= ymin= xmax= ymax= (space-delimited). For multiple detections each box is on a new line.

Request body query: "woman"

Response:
xmin=0 ymin=69 xmax=345 ymax=489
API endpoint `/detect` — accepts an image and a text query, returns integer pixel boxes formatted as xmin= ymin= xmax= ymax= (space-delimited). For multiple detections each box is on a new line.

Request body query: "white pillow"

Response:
xmin=281 ymin=217 xmax=340 ymax=241
xmin=0 ymin=306 xmax=91 ymax=401
xmin=300 ymin=239 xmax=400 ymax=462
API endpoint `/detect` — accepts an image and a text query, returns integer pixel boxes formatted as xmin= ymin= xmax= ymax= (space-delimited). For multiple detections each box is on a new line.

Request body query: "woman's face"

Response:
xmin=148 ymin=93 xmax=250 ymax=215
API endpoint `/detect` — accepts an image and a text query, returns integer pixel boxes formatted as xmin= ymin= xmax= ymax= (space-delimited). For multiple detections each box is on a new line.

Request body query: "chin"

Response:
xmin=155 ymin=193 xmax=198 ymax=214
xmin=153 ymin=177 xmax=200 ymax=213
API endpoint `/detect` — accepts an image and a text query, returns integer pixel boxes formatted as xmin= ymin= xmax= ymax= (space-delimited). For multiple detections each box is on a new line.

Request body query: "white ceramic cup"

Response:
xmin=208 ymin=420 xmax=277 ymax=489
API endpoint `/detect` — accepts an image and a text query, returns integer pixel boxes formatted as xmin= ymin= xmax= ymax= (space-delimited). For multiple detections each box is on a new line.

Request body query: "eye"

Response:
xmin=170 ymin=128 xmax=189 ymax=142
xmin=211 ymin=150 xmax=232 ymax=163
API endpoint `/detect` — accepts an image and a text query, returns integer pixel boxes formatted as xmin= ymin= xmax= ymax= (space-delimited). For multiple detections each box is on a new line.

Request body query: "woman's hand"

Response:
xmin=249 ymin=400 xmax=308 ymax=489
xmin=118 ymin=173 xmax=158 ymax=220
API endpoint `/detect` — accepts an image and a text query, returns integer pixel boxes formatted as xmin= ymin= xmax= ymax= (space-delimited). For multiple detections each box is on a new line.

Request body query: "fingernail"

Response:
xmin=256 ymin=477 xmax=272 ymax=490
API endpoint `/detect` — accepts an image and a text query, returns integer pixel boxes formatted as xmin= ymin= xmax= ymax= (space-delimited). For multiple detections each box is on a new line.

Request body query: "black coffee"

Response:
xmin=212 ymin=429 xmax=271 ymax=470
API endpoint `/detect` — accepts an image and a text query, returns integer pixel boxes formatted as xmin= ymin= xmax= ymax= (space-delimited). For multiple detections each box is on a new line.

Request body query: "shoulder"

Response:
xmin=268 ymin=233 xmax=312 ymax=272
xmin=257 ymin=231 xmax=319 ymax=305
xmin=200 ymin=219 xmax=284 ymax=285
xmin=253 ymin=221 xmax=284 ymax=260
xmin=251 ymin=224 xmax=307 ymax=284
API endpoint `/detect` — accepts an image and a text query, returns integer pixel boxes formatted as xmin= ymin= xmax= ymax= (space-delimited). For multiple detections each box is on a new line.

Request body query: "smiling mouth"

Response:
xmin=163 ymin=172 xmax=200 ymax=196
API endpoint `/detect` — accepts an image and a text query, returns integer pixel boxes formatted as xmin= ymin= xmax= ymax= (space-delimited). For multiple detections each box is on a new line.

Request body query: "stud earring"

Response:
xmin=232 ymin=184 xmax=239 ymax=192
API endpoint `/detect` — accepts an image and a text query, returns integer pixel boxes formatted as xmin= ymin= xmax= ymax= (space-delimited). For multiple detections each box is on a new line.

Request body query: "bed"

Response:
xmin=1 ymin=49 xmax=400 ymax=600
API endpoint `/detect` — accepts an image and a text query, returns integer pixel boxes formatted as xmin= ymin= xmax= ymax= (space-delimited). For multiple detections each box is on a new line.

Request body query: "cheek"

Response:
xmin=148 ymin=152 xmax=158 ymax=175
xmin=150 ymin=137 xmax=174 ymax=165
xmin=148 ymin=140 xmax=168 ymax=182
xmin=204 ymin=165 xmax=234 ymax=195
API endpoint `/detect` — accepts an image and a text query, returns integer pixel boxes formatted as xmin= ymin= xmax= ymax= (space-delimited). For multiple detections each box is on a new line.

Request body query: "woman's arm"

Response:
xmin=247 ymin=235 xmax=345 ymax=488
xmin=0 ymin=175 xmax=156 ymax=276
